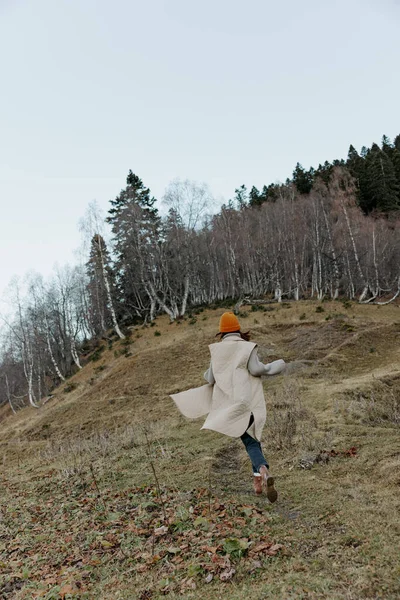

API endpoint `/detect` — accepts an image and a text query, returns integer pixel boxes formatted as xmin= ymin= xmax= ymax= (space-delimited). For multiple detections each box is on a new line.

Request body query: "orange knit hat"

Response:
xmin=219 ymin=312 xmax=240 ymax=333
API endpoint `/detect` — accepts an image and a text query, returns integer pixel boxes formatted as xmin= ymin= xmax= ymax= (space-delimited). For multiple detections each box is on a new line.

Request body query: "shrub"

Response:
xmin=251 ymin=304 xmax=262 ymax=312
xmin=90 ymin=346 xmax=105 ymax=362
xmin=64 ymin=382 xmax=77 ymax=394
xmin=263 ymin=305 xmax=274 ymax=312
xmin=315 ymin=306 xmax=325 ymax=313
xmin=154 ymin=331 xmax=161 ymax=337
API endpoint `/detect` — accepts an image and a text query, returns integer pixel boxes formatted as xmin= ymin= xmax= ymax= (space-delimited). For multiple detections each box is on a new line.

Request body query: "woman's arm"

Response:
xmin=247 ymin=348 xmax=286 ymax=377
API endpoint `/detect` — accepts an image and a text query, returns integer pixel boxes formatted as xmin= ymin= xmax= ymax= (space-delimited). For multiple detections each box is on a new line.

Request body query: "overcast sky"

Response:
xmin=1 ymin=0 xmax=399 ymax=301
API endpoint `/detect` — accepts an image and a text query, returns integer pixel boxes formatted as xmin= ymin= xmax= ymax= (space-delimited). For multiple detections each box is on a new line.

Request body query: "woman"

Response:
xmin=171 ymin=312 xmax=285 ymax=502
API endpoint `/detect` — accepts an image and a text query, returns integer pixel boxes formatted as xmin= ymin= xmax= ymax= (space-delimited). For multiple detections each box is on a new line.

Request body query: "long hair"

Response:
xmin=217 ymin=330 xmax=251 ymax=342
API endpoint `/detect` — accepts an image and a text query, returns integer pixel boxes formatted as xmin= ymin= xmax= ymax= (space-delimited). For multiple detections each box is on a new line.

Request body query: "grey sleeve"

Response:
xmin=204 ymin=361 xmax=215 ymax=384
xmin=247 ymin=347 xmax=286 ymax=377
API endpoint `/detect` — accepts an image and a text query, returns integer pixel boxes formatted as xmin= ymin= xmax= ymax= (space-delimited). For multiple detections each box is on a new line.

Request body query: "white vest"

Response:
xmin=171 ymin=337 xmax=266 ymax=441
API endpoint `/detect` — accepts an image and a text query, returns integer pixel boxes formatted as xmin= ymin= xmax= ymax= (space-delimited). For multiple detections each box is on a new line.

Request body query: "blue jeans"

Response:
xmin=240 ymin=414 xmax=269 ymax=474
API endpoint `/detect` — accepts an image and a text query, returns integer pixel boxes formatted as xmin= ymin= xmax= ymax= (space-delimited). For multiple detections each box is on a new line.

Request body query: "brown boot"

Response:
xmin=259 ymin=466 xmax=278 ymax=503
xmin=253 ymin=474 xmax=262 ymax=495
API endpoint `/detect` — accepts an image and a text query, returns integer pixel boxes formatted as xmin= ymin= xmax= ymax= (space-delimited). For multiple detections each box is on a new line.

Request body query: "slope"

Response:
xmin=0 ymin=300 xmax=400 ymax=599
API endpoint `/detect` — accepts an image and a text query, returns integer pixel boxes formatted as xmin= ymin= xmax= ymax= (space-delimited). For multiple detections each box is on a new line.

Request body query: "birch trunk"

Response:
xmin=70 ymin=334 xmax=82 ymax=370
xmin=5 ymin=375 xmax=16 ymax=414
xmin=22 ymin=342 xmax=39 ymax=408
xmin=46 ymin=328 xmax=66 ymax=381
xmin=96 ymin=234 xmax=125 ymax=339
xmin=180 ymin=275 xmax=190 ymax=317
xmin=321 ymin=201 xmax=339 ymax=299
xmin=374 ymin=275 xmax=400 ymax=305
xmin=372 ymin=225 xmax=380 ymax=298
xmin=146 ymin=281 xmax=177 ymax=321
xmin=340 ymin=198 xmax=368 ymax=302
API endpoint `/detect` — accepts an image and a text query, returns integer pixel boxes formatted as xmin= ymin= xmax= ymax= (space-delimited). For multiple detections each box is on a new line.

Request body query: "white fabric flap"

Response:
xmin=170 ymin=384 xmax=213 ymax=419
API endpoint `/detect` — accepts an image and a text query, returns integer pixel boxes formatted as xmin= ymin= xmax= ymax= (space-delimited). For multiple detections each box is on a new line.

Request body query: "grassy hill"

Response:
xmin=1 ymin=300 xmax=400 ymax=599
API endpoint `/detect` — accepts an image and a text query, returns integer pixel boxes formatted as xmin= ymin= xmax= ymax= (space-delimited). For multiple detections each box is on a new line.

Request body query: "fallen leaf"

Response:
xmin=251 ymin=542 xmax=273 ymax=555
xmin=266 ymin=543 xmax=284 ymax=556
xmin=59 ymin=584 xmax=74 ymax=598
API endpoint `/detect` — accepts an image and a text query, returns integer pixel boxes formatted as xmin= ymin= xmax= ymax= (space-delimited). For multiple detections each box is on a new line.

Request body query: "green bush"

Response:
xmin=64 ymin=382 xmax=77 ymax=393
xmin=90 ymin=346 xmax=105 ymax=362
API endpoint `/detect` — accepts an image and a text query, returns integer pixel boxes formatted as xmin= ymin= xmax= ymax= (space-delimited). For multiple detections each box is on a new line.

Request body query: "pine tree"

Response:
xmin=391 ymin=148 xmax=400 ymax=191
xmin=265 ymin=183 xmax=278 ymax=202
xmin=234 ymin=185 xmax=248 ymax=209
xmin=315 ymin=161 xmax=334 ymax=185
xmin=394 ymin=134 xmax=400 ymax=152
xmin=86 ymin=235 xmax=114 ymax=336
xmin=381 ymin=134 xmax=394 ymax=160
xmin=107 ymin=171 xmax=160 ymax=320
xmin=292 ymin=163 xmax=314 ymax=194
xmin=346 ymin=145 xmax=368 ymax=212
xmin=365 ymin=143 xmax=400 ymax=212
xmin=249 ymin=186 xmax=261 ymax=207
xmin=259 ymin=185 xmax=269 ymax=203
xmin=108 ymin=170 xmax=158 ymax=222
xmin=332 ymin=158 xmax=346 ymax=167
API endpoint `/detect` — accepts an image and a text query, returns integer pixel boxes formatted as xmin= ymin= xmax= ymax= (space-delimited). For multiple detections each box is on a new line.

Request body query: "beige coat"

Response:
xmin=171 ymin=337 xmax=270 ymax=441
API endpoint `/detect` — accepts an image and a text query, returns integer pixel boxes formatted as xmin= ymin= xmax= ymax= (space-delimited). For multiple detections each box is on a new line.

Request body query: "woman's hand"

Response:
xmin=264 ymin=359 xmax=286 ymax=375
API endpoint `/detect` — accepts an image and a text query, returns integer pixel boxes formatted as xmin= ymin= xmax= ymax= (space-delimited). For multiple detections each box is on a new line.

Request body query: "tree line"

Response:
xmin=246 ymin=133 xmax=400 ymax=214
xmin=1 ymin=137 xmax=400 ymax=411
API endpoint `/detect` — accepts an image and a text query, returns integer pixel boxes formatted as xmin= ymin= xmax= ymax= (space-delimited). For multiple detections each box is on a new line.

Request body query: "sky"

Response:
xmin=1 ymin=0 xmax=400 ymax=301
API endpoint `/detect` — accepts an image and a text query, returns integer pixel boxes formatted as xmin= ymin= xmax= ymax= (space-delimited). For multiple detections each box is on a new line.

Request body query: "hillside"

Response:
xmin=1 ymin=300 xmax=400 ymax=600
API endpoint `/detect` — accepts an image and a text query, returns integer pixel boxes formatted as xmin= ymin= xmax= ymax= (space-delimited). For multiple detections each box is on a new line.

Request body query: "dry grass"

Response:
xmin=265 ymin=380 xmax=317 ymax=450
xmin=340 ymin=375 xmax=400 ymax=427
xmin=1 ymin=300 xmax=400 ymax=599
